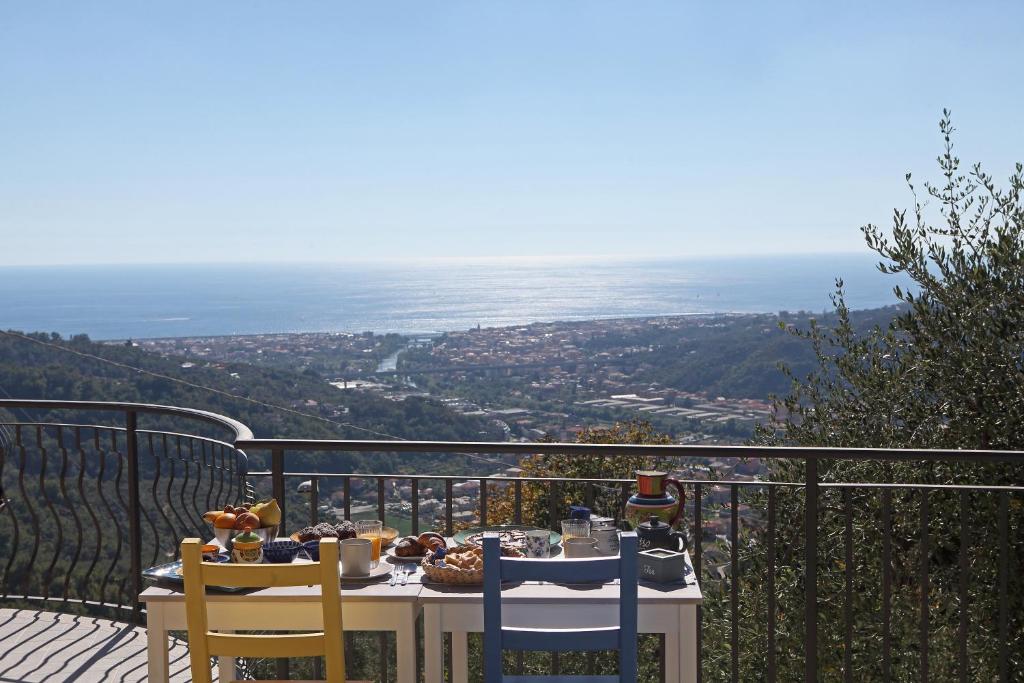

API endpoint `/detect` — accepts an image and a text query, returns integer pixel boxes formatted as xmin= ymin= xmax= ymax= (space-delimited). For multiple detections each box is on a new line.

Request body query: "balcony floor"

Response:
xmin=0 ymin=608 xmax=201 ymax=682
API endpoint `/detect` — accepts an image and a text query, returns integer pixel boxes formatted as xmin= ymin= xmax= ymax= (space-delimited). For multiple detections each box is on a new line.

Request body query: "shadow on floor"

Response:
xmin=0 ymin=608 xmax=209 ymax=683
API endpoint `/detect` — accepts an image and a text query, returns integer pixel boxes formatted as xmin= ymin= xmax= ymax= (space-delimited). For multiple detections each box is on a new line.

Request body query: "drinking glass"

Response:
xmin=357 ymin=520 xmax=383 ymax=568
xmin=561 ymin=519 xmax=591 ymax=542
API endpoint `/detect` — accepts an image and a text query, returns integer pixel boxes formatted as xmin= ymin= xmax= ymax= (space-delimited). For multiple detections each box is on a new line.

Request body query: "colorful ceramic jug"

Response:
xmin=624 ymin=470 xmax=685 ymax=530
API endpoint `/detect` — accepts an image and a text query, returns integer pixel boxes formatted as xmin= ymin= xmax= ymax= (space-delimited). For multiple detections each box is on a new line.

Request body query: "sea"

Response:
xmin=0 ymin=254 xmax=908 ymax=341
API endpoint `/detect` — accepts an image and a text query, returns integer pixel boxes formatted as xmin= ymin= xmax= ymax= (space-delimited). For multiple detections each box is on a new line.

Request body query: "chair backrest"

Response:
xmin=482 ymin=531 xmax=638 ymax=683
xmin=180 ymin=537 xmax=345 ymax=683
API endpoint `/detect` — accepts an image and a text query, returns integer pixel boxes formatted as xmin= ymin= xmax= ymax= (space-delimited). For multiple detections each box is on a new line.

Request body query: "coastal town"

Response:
xmin=130 ymin=314 xmax=776 ymax=444
xmin=126 ymin=314 xmax=780 ymax=524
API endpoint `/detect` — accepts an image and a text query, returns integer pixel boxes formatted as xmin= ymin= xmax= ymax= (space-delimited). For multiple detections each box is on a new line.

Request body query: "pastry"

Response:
xmin=395 ymin=536 xmax=425 ymax=557
xmin=295 ymin=521 xmax=358 ymax=543
xmin=334 ymin=521 xmax=357 ymax=540
xmin=417 ymin=532 xmax=446 ymax=550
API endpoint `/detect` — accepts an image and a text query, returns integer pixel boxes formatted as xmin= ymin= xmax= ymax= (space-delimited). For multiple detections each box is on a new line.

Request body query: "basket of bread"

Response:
xmin=421 ymin=543 xmax=523 ymax=585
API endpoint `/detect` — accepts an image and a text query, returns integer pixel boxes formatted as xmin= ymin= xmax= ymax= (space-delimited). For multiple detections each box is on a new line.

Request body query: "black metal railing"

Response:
xmin=238 ymin=438 xmax=1024 ymax=682
xmin=0 ymin=401 xmax=249 ymax=624
xmin=1 ymin=399 xmax=1022 ymax=682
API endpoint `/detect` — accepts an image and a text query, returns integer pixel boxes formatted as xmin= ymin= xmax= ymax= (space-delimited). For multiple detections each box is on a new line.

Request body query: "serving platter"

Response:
xmin=453 ymin=524 xmax=561 ymax=550
xmin=142 ymin=554 xmax=248 ymax=592
xmin=144 ymin=554 xmax=394 ymax=587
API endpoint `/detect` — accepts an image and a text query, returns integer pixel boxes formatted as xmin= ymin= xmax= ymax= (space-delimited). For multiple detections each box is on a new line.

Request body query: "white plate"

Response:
xmin=341 ymin=562 xmax=393 ymax=582
xmin=291 ymin=557 xmax=394 ymax=581
xmin=385 ymin=546 xmax=428 ymax=563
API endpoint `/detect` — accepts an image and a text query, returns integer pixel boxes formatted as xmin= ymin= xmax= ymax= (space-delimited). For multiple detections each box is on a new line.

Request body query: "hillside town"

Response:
xmin=126 ymin=315 xmax=779 ymax=493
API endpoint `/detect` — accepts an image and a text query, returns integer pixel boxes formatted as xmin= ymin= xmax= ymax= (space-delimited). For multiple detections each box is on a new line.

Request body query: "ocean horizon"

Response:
xmin=0 ymin=254 xmax=909 ymax=341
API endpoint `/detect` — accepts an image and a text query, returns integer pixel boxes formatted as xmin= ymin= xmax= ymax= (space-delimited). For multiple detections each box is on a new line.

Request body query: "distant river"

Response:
xmin=0 ymin=255 xmax=909 ymax=340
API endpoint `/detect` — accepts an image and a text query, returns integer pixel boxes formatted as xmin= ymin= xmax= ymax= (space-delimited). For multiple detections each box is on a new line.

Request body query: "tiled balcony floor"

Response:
xmin=0 ymin=608 xmax=201 ymax=682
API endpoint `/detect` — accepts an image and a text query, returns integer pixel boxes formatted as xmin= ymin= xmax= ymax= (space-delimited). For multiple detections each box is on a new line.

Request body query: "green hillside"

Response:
xmin=0 ymin=330 xmax=501 ymax=476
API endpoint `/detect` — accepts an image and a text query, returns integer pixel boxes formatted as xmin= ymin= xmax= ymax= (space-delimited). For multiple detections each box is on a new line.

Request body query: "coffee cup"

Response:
xmin=563 ymin=537 xmax=600 ymax=558
xmin=525 ymin=530 xmax=550 ymax=558
xmin=340 ymin=538 xmax=372 ymax=577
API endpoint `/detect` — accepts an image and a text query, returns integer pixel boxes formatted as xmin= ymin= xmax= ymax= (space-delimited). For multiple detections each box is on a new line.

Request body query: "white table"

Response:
xmin=419 ymin=552 xmax=702 ymax=683
xmin=140 ymin=579 xmax=420 ymax=683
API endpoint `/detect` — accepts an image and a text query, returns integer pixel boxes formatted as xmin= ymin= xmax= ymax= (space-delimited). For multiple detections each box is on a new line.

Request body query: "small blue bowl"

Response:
xmin=301 ymin=540 xmax=321 ymax=562
xmin=264 ymin=539 xmax=302 ymax=564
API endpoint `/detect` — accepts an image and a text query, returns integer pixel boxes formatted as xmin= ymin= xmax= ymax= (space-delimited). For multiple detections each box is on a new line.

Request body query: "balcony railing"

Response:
xmin=0 ymin=399 xmax=1021 ymax=682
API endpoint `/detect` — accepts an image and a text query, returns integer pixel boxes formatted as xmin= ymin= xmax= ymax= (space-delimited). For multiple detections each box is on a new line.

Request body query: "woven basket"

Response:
xmin=421 ymin=544 xmax=522 ymax=585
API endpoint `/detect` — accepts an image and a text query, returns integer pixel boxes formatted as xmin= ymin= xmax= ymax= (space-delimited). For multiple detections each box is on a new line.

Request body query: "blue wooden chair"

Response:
xmin=482 ymin=531 xmax=639 ymax=683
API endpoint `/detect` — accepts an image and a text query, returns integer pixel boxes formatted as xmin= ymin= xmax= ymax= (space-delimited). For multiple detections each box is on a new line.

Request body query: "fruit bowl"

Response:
xmin=211 ymin=524 xmax=279 ymax=550
xmin=212 ymin=526 xmax=234 ymax=549
xmin=205 ymin=499 xmax=283 ymax=550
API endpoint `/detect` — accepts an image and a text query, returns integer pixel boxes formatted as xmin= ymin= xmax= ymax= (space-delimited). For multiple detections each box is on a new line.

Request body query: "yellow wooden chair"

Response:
xmin=181 ymin=536 xmax=366 ymax=683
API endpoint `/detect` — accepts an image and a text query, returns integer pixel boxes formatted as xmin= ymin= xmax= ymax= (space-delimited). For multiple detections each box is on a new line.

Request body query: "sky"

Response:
xmin=1 ymin=1 xmax=1023 ymax=266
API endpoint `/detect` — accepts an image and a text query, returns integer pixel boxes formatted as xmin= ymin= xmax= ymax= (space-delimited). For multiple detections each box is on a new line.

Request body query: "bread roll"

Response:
xmin=417 ymin=532 xmax=446 ymax=549
xmin=395 ymin=537 xmax=425 ymax=557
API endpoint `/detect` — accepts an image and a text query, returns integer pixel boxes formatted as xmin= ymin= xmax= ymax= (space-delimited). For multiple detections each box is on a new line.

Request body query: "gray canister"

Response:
xmin=591 ymin=526 xmax=620 ymax=556
xmin=637 ymin=547 xmax=688 ymax=583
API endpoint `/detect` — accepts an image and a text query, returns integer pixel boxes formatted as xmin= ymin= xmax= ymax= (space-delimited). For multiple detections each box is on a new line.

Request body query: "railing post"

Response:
xmin=310 ymin=477 xmax=319 ymax=525
xmin=125 ymin=410 xmax=143 ymax=625
xmin=272 ymin=449 xmax=286 ymax=533
xmin=804 ymin=456 xmax=818 ymax=682
xmin=270 ymin=448 xmax=289 ymax=682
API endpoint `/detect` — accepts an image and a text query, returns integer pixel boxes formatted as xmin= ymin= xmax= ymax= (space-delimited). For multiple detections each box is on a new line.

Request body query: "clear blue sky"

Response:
xmin=2 ymin=1 xmax=1022 ymax=266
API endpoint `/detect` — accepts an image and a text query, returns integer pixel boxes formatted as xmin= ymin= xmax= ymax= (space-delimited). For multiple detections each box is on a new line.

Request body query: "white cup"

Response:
xmin=525 ymin=530 xmax=550 ymax=558
xmin=340 ymin=538 xmax=372 ymax=577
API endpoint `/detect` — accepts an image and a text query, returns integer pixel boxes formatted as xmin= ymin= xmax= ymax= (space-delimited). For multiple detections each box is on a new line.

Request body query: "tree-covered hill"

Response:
xmin=0 ymin=330 xmax=501 ymax=476
xmin=626 ymin=307 xmax=903 ymax=398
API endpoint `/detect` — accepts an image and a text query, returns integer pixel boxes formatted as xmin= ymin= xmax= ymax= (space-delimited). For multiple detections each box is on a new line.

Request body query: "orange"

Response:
xmin=214 ymin=512 xmax=237 ymax=529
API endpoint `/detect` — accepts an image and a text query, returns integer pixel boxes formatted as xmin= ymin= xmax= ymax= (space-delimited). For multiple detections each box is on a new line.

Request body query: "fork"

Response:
xmin=400 ymin=564 xmax=411 ymax=586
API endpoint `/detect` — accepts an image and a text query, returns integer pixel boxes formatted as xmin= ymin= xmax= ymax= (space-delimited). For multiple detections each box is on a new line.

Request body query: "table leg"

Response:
xmin=146 ymin=605 xmax=170 ymax=683
xmin=424 ymin=605 xmax=443 ymax=683
xmin=217 ymin=630 xmax=235 ymax=682
xmin=664 ymin=625 xmax=680 ymax=683
xmin=395 ymin=604 xmax=417 ymax=683
xmin=680 ymin=604 xmax=698 ymax=683
xmin=451 ymin=630 xmax=469 ymax=683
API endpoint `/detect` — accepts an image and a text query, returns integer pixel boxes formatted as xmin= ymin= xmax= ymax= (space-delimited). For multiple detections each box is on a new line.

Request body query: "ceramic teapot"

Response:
xmin=635 ymin=516 xmax=687 ymax=553
xmin=623 ymin=470 xmax=685 ymax=530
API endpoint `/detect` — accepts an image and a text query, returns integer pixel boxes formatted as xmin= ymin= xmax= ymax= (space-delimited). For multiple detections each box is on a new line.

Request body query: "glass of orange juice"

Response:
xmin=357 ymin=520 xmax=383 ymax=568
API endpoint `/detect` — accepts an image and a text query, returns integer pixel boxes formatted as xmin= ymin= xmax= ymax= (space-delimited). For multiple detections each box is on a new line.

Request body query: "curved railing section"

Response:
xmin=0 ymin=400 xmax=249 ymax=622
